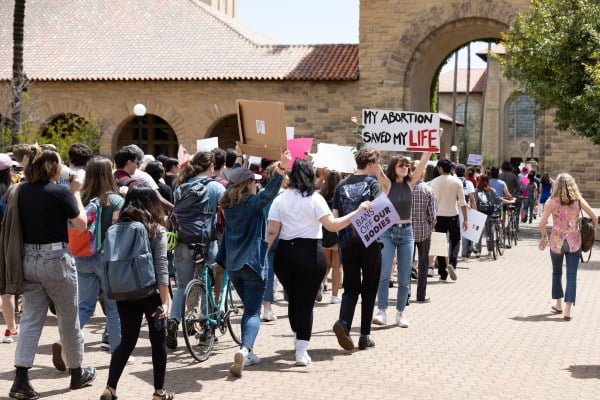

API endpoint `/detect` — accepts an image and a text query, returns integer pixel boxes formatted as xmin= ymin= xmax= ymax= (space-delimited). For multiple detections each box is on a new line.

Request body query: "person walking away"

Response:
xmin=100 ymin=187 xmax=172 ymax=400
xmin=538 ymin=173 xmax=597 ymax=321
xmin=429 ymin=159 xmax=468 ymax=281
xmin=7 ymin=148 xmax=96 ymax=400
xmin=454 ymin=164 xmax=477 ymax=257
xmin=331 ymin=148 xmax=389 ymax=351
xmin=373 ymin=151 xmax=431 ymax=328
xmin=267 ymin=159 xmax=371 ymax=365
xmin=319 ymin=170 xmax=343 ymax=304
xmin=538 ymin=173 xmax=554 ymax=217
xmin=216 ymin=151 xmax=291 ymax=377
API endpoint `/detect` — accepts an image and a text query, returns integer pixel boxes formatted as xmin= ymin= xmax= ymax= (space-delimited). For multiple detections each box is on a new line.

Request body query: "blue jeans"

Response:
xmin=550 ymin=249 xmax=581 ymax=304
xmin=263 ymin=236 xmax=279 ymax=304
xmin=229 ymin=266 xmax=265 ymax=349
xmin=171 ymin=241 xmax=217 ymax=322
xmin=75 ymin=252 xmax=121 ymax=353
xmin=378 ymin=224 xmax=414 ymax=312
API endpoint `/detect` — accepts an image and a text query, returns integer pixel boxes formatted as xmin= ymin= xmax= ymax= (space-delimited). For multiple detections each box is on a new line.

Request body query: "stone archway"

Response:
xmin=206 ymin=114 xmax=239 ymax=150
xmin=115 ymin=114 xmax=179 ymax=157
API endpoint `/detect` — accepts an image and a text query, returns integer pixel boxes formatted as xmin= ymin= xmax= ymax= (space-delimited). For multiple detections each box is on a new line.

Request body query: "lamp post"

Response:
xmin=133 ymin=103 xmax=146 ymax=147
xmin=529 ymin=142 xmax=535 ymax=160
xmin=450 ymin=145 xmax=458 ymax=162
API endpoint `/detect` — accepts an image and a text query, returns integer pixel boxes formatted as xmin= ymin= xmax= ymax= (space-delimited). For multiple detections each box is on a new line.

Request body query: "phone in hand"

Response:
xmin=153 ymin=306 xmax=166 ymax=331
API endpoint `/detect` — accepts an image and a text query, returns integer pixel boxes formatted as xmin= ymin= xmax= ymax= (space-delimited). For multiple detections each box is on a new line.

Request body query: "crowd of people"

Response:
xmin=0 ymin=141 xmax=597 ymax=399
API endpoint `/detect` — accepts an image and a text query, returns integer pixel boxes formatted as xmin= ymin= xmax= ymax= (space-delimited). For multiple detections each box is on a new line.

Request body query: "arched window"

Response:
xmin=507 ymin=95 xmax=541 ymax=138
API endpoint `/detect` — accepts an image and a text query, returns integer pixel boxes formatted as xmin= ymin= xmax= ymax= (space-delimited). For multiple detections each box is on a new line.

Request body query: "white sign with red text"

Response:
xmin=361 ymin=109 xmax=440 ymax=153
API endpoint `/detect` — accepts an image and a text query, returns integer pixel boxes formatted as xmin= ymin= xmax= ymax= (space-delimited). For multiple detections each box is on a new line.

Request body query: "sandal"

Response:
xmin=153 ymin=389 xmax=174 ymax=400
xmin=100 ymin=386 xmax=117 ymax=400
xmin=551 ymin=306 xmax=563 ymax=314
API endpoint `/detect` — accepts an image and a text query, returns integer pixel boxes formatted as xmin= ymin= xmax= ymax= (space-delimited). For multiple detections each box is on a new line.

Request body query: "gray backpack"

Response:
xmin=103 ymin=220 xmax=156 ymax=301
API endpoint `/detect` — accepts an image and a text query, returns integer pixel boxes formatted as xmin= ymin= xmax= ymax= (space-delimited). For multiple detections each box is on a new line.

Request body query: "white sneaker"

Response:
xmin=396 ymin=311 xmax=409 ymax=328
xmin=230 ymin=347 xmax=248 ymax=377
xmin=446 ymin=264 xmax=457 ymax=281
xmin=427 ymin=267 xmax=434 ymax=277
xmin=372 ymin=309 xmax=387 ymax=326
xmin=262 ymin=309 xmax=277 ymax=322
xmin=330 ymin=295 xmax=341 ymax=304
xmin=127 ymin=356 xmax=135 ymax=365
xmin=295 ymin=350 xmax=312 ymax=366
xmin=244 ymin=351 xmax=261 ymax=367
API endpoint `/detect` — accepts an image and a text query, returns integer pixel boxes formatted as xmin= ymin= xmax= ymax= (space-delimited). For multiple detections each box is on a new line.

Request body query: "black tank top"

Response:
xmin=388 ymin=181 xmax=412 ymax=220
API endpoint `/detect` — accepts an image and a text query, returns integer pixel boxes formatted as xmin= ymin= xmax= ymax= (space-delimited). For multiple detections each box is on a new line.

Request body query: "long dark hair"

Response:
xmin=320 ymin=170 xmax=341 ymax=201
xmin=25 ymin=148 xmax=61 ymax=183
xmin=0 ymin=169 xmax=12 ymax=197
xmin=386 ymin=156 xmax=411 ymax=184
xmin=118 ymin=186 xmax=166 ymax=239
xmin=287 ymin=159 xmax=315 ymax=197
xmin=81 ymin=157 xmax=118 ymax=206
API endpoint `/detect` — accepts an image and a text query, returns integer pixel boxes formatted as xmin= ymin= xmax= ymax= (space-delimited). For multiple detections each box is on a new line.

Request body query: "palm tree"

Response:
xmin=10 ymin=0 xmax=26 ymax=144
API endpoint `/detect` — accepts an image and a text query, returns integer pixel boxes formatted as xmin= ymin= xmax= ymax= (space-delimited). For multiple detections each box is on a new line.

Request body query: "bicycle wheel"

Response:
xmin=491 ymin=226 xmax=497 ymax=260
xmin=225 ymin=281 xmax=243 ymax=345
xmin=581 ymin=247 xmax=592 ymax=263
xmin=494 ymin=222 xmax=504 ymax=256
xmin=511 ymin=217 xmax=519 ymax=245
xmin=182 ymin=279 xmax=215 ymax=362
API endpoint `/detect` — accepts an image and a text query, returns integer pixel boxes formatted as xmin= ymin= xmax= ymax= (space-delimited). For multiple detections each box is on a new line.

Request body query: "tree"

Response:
xmin=500 ymin=0 xmax=600 ymax=144
xmin=10 ymin=0 xmax=27 ymax=144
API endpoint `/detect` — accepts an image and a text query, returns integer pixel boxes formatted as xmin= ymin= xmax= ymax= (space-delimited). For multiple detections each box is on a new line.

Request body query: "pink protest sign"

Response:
xmin=286 ymin=138 xmax=313 ymax=168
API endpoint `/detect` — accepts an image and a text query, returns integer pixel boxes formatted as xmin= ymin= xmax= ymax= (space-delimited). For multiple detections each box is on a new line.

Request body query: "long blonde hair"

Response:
xmin=552 ymin=173 xmax=581 ymax=205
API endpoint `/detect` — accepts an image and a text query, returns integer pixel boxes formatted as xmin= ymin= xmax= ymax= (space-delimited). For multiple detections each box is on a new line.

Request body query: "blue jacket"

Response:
xmin=216 ymin=172 xmax=283 ymax=279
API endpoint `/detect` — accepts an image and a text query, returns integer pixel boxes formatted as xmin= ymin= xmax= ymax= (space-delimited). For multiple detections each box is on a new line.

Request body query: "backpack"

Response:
xmin=337 ymin=177 xmax=374 ymax=247
xmin=68 ymin=198 xmax=102 ymax=257
xmin=115 ymin=177 xmax=140 ymax=195
xmin=170 ymin=177 xmax=216 ymax=245
xmin=102 ymin=220 xmax=156 ymax=301
xmin=476 ymin=191 xmax=495 ymax=215
xmin=458 ymin=177 xmax=470 ymax=204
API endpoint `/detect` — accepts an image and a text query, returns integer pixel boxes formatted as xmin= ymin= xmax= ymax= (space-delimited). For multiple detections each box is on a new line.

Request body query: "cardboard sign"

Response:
xmin=351 ymin=193 xmax=401 ymax=247
xmin=361 ymin=109 xmax=440 ymax=153
xmin=458 ymin=208 xmax=488 ymax=242
xmin=196 ymin=137 xmax=219 ymax=153
xmin=286 ymin=138 xmax=313 ymax=168
xmin=236 ymin=99 xmax=287 ymax=159
xmin=429 ymin=231 xmax=449 ymax=257
xmin=467 ymin=154 xmax=483 ymax=165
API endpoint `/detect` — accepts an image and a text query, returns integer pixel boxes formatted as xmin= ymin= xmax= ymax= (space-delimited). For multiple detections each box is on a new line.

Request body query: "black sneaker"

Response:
xmin=69 ymin=367 xmax=97 ymax=390
xmin=9 ymin=382 xmax=39 ymax=400
xmin=410 ymin=268 xmax=418 ymax=280
xmin=332 ymin=320 xmax=354 ymax=351
xmin=165 ymin=318 xmax=178 ymax=349
xmin=358 ymin=335 xmax=375 ymax=350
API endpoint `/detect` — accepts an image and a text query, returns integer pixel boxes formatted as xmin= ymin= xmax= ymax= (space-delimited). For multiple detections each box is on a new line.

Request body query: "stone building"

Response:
xmin=0 ymin=0 xmax=598 ymax=200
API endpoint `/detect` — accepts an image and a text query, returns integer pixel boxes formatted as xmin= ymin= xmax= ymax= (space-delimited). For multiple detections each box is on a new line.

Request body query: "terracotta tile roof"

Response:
xmin=476 ymin=44 xmax=506 ymax=62
xmin=438 ymin=69 xmax=487 ymax=93
xmin=0 ymin=0 xmax=358 ymax=82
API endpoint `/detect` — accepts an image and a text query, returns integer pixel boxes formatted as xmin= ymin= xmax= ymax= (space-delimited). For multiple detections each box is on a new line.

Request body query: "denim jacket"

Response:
xmin=216 ymin=172 xmax=283 ymax=279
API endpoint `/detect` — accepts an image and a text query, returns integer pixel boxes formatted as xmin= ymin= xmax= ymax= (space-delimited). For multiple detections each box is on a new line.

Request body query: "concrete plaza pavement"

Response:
xmin=1 ymin=220 xmax=600 ymax=400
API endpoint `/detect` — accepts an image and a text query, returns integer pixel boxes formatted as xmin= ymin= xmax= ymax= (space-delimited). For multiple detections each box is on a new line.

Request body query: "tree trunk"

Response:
xmin=10 ymin=0 xmax=27 ymax=145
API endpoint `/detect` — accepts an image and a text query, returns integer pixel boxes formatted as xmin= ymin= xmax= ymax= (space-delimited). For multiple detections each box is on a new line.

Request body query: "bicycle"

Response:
xmin=489 ymin=213 xmax=504 ymax=260
xmin=181 ymin=243 xmax=242 ymax=362
xmin=505 ymin=204 xmax=519 ymax=246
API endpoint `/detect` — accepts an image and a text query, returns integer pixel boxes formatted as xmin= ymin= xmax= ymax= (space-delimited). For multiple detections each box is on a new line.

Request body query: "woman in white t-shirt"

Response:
xmin=267 ymin=159 xmax=371 ymax=366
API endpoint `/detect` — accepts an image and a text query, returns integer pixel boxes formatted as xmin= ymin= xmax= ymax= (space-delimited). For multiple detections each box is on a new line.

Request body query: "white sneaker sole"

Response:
xmin=446 ymin=265 xmax=457 ymax=281
xmin=230 ymin=351 xmax=245 ymax=377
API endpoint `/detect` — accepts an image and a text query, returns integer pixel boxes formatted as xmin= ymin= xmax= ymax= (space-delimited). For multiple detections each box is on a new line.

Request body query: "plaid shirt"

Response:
xmin=411 ymin=180 xmax=437 ymax=242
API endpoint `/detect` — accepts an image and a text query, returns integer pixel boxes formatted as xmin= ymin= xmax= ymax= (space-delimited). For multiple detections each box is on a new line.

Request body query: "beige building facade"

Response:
xmin=1 ymin=0 xmax=598 ymax=200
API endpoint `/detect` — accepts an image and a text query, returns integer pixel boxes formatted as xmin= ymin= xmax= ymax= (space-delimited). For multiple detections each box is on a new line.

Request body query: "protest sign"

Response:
xmin=467 ymin=154 xmax=483 ymax=166
xmin=196 ymin=137 xmax=219 ymax=152
xmin=361 ymin=109 xmax=441 ymax=153
xmin=458 ymin=208 xmax=488 ymax=243
xmin=429 ymin=232 xmax=449 ymax=257
xmin=286 ymin=127 xmax=295 ymax=140
xmin=314 ymin=143 xmax=356 ymax=173
xmin=351 ymin=193 xmax=400 ymax=247
xmin=286 ymin=138 xmax=313 ymax=168
xmin=236 ymin=99 xmax=287 ymax=159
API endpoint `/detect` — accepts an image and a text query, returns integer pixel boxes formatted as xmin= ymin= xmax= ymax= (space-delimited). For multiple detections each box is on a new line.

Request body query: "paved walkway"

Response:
xmin=1 ymin=220 xmax=600 ymax=400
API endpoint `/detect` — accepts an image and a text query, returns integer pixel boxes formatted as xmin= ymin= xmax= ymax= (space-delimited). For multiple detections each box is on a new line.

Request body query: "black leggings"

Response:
xmin=274 ymin=238 xmax=326 ymax=341
xmin=107 ymin=293 xmax=166 ymax=391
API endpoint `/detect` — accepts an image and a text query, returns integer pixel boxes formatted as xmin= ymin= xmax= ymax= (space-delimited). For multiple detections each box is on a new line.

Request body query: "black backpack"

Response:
xmin=337 ymin=177 xmax=375 ymax=247
xmin=476 ymin=191 xmax=496 ymax=215
xmin=170 ymin=177 xmax=216 ymax=245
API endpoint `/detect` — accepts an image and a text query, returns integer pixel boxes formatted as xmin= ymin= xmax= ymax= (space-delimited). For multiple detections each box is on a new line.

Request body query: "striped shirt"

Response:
xmin=412 ymin=180 xmax=437 ymax=242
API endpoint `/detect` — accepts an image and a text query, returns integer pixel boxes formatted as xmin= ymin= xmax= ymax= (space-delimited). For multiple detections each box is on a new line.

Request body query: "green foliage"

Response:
xmin=500 ymin=0 xmax=600 ymax=144
xmin=350 ymin=116 xmax=365 ymax=152
xmin=37 ymin=113 xmax=103 ymax=160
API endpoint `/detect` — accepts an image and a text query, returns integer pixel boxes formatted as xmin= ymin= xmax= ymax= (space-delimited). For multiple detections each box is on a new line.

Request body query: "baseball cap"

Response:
xmin=0 ymin=153 xmax=16 ymax=171
xmin=228 ymin=168 xmax=262 ymax=186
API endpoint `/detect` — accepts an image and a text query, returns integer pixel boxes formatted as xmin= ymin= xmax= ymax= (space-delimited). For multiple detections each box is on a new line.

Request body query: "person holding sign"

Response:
xmin=267 ymin=159 xmax=371 ymax=366
xmin=372 ymin=151 xmax=431 ymax=328
xmin=331 ymin=148 xmax=388 ymax=351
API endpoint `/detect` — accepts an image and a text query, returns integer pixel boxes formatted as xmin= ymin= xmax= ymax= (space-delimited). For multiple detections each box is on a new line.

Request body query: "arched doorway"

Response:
xmin=116 ymin=114 xmax=179 ymax=157
xmin=206 ymin=114 xmax=239 ymax=150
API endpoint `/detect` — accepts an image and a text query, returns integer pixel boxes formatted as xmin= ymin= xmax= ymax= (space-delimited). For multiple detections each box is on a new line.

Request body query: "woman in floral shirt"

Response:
xmin=538 ymin=173 xmax=598 ymax=320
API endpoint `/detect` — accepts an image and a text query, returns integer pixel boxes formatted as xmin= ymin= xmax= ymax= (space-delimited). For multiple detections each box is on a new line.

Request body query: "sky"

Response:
xmin=236 ymin=0 xmax=488 ymax=73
